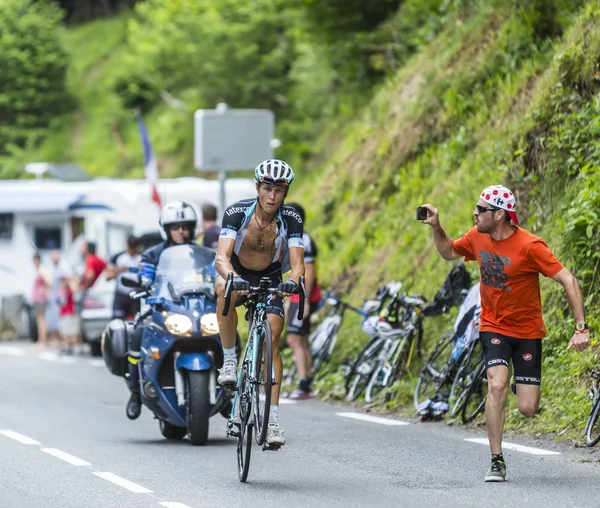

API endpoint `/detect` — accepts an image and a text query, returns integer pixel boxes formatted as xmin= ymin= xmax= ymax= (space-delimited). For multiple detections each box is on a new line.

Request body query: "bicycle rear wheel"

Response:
xmin=237 ymin=367 xmax=253 ymax=482
xmin=254 ymin=321 xmax=273 ymax=446
xmin=586 ymin=392 xmax=600 ymax=447
xmin=414 ymin=332 xmax=454 ymax=411
xmin=461 ymin=361 xmax=487 ymax=424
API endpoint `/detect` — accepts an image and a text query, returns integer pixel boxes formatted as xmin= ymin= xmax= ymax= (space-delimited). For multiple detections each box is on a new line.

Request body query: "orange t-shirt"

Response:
xmin=452 ymin=226 xmax=564 ymax=339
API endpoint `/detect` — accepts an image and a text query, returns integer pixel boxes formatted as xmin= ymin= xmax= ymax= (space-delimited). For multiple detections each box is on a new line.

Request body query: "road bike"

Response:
xmin=284 ymin=293 xmax=366 ymax=386
xmin=223 ymin=273 xmax=305 ymax=482
xmin=345 ymin=293 xmax=425 ymax=403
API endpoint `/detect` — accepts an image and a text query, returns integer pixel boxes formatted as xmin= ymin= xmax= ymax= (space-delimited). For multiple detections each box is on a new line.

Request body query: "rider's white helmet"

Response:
xmin=159 ymin=201 xmax=198 ymax=240
xmin=254 ymin=159 xmax=294 ymax=187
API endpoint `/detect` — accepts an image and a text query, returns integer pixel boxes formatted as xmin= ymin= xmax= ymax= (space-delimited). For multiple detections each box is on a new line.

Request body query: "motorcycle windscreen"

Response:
xmin=153 ymin=244 xmax=217 ymax=301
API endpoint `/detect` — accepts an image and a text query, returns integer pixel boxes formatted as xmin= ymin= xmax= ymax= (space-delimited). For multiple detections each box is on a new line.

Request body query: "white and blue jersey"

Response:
xmin=220 ymin=198 xmax=304 ymax=275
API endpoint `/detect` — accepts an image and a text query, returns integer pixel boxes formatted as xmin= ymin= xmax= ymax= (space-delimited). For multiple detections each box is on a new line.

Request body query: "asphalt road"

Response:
xmin=1 ymin=340 xmax=600 ymax=508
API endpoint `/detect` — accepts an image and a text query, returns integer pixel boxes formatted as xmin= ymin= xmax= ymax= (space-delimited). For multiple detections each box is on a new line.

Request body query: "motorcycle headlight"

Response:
xmin=164 ymin=314 xmax=192 ymax=336
xmin=200 ymin=313 xmax=219 ymax=336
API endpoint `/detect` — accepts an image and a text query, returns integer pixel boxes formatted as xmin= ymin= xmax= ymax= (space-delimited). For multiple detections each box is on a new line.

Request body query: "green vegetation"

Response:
xmin=1 ymin=0 xmax=600 ymax=442
xmin=0 ymin=0 xmax=72 ymax=178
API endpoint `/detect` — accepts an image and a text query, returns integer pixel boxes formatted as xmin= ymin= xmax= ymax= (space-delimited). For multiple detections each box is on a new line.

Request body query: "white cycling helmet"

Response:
xmin=375 ymin=320 xmax=407 ymax=339
xmin=254 ymin=159 xmax=294 ymax=187
xmin=361 ymin=316 xmax=380 ymax=337
xmin=159 ymin=201 xmax=198 ymax=240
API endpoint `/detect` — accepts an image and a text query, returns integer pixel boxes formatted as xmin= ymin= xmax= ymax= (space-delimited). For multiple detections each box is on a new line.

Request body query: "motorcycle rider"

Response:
xmin=126 ymin=201 xmax=198 ymax=420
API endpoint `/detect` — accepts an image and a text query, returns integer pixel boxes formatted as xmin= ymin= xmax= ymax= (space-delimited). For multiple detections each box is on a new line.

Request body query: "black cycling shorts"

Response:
xmin=287 ymin=301 xmax=318 ymax=335
xmin=113 ymin=292 xmax=140 ymax=320
xmin=480 ymin=331 xmax=542 ymax=386
xmin=227 ymin=265 xmax=285 ymax=319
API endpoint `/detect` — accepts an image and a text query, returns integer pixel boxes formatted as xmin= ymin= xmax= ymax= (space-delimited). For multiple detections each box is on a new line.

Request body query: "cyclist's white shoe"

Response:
xmin=218 ymin=361 xmax=237 ymax=387
xmin=266 ymin=422 xmax=286 ymax=447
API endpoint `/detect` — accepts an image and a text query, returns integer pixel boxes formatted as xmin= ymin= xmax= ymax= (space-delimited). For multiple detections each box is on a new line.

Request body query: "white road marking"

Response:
xmin=38 ymin=352 xmax=76 ymax=364
xmin=159 ymin=503 xmax=193 ymax=508
xmin=93 ymin=472 xmax=153 ymax=493
xmin=41 ymin=448 xmax=92 ymax=466
xmin=335 ymin=412 xmax=409 ymax=426
xmin=89 ymin=359 xmax=105 ymax=367
xmin=0 ymin=346 xmax=26 ymax=356
xmin=0 ymin=430 xmax=41 ymax=445
xmin=464 ymin=438 xmax=561 ymax=455
xmin=279 ymin=399 xmax=297 ymax=405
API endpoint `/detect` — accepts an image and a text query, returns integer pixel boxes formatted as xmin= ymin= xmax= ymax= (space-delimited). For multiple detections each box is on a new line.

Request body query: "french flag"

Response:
xmin=136 ymin=112 xmax=162 ymax=208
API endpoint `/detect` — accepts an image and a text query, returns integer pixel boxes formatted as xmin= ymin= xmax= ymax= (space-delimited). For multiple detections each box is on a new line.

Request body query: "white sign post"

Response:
xmin=194 ymin=103 xmax=275 ymax=218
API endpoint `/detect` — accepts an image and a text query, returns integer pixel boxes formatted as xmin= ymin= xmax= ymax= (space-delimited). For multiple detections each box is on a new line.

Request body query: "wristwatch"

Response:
xmin=576 ymin=322 xmax=589 ymax=332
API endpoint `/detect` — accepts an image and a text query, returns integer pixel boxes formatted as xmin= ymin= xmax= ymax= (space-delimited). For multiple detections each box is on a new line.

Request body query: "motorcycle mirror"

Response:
xmin=121 ymin=273 xmax=141 ymax=288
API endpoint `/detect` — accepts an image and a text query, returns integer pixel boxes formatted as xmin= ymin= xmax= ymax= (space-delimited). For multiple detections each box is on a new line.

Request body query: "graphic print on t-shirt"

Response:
xmin=480 ymin=250 xmax=511 ymax=291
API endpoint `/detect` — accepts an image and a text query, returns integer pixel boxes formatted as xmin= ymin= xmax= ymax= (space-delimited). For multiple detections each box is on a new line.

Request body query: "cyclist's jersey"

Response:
xmin=290 ymin=232 xmax=321 ymax=304
xmin=220 ymin=198 xmax=304 ymax=274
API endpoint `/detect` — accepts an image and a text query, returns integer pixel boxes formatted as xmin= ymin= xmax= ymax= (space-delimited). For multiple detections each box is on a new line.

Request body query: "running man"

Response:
xmin=420 ymin=184 xmax=590 ymax=482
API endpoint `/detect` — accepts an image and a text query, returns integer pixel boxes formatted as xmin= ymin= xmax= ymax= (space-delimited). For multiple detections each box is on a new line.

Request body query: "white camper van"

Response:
xmin=0 ymin=176 xmax=255 ymax=349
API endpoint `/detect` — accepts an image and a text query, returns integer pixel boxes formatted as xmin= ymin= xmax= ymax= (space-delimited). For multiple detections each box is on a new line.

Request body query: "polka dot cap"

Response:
xmin=480 ymin=184 xmax=519 ymax=225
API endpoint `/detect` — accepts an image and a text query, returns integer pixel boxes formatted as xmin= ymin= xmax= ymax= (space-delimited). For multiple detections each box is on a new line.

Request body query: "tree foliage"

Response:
xmin=0 ymin=0 xmax=72 ymax=165
xmin=118 ymin=0 xmax=298 ymax=115
xmin=44 ymin=0 xmax=140 ymax=23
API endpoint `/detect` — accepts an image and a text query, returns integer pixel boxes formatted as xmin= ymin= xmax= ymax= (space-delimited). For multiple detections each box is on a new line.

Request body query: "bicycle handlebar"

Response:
xmin=322 ymin=293 xmax=366 ymax=318
xmin=222 ymin=272 xmax=306 ymax=321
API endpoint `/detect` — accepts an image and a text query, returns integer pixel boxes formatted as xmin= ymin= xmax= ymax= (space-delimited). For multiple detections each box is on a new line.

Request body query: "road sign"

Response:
xmin=194 ymin=104 xmax=274 ymax=171
xmin=193 ymin=104 xmax=275 ymax=219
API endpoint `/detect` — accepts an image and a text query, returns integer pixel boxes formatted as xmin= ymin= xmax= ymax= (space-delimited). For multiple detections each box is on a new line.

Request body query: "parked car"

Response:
xmin=80 ymin=274 xmax=115 ymax=356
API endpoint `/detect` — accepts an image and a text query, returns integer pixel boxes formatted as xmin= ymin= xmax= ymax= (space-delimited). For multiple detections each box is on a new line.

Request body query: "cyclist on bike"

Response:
xmin=215 ymin=159 xmax=305 ymax=448
xmin=284 ymin=202 xmax=321 ymax=400
xmin=420 ymin=184 xmax=590 ymax=482
xmin=125 ymin=201 xmax=198 ymax=420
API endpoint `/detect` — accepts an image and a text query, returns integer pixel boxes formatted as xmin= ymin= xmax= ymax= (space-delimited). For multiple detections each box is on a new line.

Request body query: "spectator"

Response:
xmin=46 ymin=250 xmax=67 ymax=346
xmin=106 ymin=235 xmax=142 ymax=320
xmin=31 ymin=253 xmax=51 ymax=347
xmin=197 ymin=203 xmax=221 ymax=249
xmin=58 ymin=275 xmax=79 ymax=356
xmin=80 ymin=241 xmax=107 ymax=292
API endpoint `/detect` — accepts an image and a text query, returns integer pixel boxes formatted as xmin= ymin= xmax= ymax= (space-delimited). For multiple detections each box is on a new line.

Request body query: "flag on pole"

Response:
xmin=136 ymin=112 xmax=162 ymax=208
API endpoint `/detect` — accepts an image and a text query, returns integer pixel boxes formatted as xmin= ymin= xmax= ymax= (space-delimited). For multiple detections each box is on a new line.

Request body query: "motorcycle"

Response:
xmin=101 ymin=244 xmax=232 ymax=445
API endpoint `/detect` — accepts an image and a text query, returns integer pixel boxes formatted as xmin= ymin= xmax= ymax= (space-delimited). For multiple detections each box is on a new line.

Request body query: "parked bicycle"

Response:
xmin=223 ymin=273 xmax=305 ymax=482
xmin=414 ymin=283 xmax=482 ymax=420
xmin=584 ymin=366 xmax=600 ymax=447
xmin=284 ymin=293 xmax=366 ymax=386
xmin=346 ymin=289 xmax=426 ymax=403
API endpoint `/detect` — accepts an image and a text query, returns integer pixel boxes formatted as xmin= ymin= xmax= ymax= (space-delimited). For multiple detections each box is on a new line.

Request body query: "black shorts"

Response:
xmin=113 ymin=292 xmax=141 ymax=320
xmin=287 ymin=301 xmax=319 ymax=335
xmin=232 ymin=266 xmax=285 ymax=319
xmin=480 ymin=331 xmax=542 ymax=386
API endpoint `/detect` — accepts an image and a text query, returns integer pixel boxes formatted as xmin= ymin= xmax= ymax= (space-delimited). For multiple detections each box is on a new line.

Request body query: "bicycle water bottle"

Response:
xmin=451 ymin=334 xmax=467 ymax=361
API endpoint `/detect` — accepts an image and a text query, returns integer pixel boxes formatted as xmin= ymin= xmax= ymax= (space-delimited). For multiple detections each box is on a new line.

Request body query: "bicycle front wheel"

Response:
xmin=414 ymin=332 xmax=454 ymax=411
xmin=586 ymin=393 xmax=600 ymax=447
xmin=450 ymin=340 xmax=483 ymax=417
xmin=237 ymin=366 xmax=253 ymax=482
xmin=345 ymin=338 xmax=383 ymax=402
xmin=253 ymin=321 xmax=273 ymax=446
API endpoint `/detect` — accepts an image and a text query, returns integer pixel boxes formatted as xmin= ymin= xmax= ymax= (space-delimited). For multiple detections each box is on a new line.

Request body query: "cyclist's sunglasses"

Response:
xmin=168 ymin=223 xmax=194 ymax=232
xmin=476 ymin=204 xmax=500 ymax=213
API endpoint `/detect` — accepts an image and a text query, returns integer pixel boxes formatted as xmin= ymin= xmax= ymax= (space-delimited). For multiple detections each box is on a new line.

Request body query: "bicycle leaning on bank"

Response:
xmin=222 ymin=272 xmax=306 ymax=482
xmin=584 ymin=365 xmax=600 ymax=447
xmin=345 ymin=290 xmax=427 ymax=403
xmin=284 ymin=292 xmax=367 ymax=386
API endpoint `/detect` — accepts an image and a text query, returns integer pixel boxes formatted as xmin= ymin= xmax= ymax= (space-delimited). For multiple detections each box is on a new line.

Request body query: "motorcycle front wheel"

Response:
xmin=186 ymin=370 xmax=211 ymax=445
